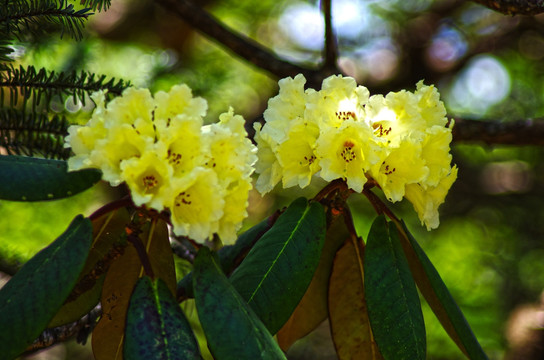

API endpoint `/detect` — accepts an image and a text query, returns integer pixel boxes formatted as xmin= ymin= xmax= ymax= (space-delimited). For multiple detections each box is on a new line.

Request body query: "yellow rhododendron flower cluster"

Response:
xmin=254 ymin=74 xmax=457 ymax=230
xmin=65 ymin=86 xmax=257 ymax=244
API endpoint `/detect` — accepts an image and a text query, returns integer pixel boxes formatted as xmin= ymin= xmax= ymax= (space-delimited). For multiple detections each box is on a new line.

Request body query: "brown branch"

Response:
xmin=452 ymin=117 xmax=544 ymax=146
xmin=23 ymin=305 xmax=101 ymax=355
xmin=155 ymin=0 xmax=323 ymax=87
xmin=471 ymin=0 xmax=544 ymax=15
xmin=321 ymin=0 xmax=339 ymax=74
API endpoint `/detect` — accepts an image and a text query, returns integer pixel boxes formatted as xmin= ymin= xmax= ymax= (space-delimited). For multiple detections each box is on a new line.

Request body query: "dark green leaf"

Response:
xmin=124 ymin=276 xmax=201 ymax=360
xmin=0 ymin=215 xmax=92 ymax=359
xmin=397 ymin=221 xmax=488 ymax=359
xmin=229 ymin=197 xmax=326 ymax=335
xmin=364 ymin=216 xmax=426 ymax=360
xmin=193 ymin=247 xmax=286 ymax=360
xmin=277 ymin=211 xmax=348 ymax=350
xmin=177 ymin=215 xmax=275 ymax=299
xmin=0 ymin=155 xmax=101 ymax=201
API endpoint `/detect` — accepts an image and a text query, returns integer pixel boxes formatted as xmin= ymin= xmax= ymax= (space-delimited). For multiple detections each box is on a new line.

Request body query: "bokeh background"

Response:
xmin=2 ymin=0 xmax=544 ymax=359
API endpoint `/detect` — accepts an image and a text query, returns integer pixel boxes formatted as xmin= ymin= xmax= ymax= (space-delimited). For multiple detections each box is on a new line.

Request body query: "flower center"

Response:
xmin=335 ymin=111 xmax=357 ymax=121
xmin=373 ymin=123 xmax=392 ymax=137
xmin=382 ymin=162 xmax=396 ymax=175
xmin=341 ymin=141 xmax=356 ymax=163
xmin=142 ymin=175 xmax=158 ymax=192
xmin=303 ymin=155 xmax=316 ymax=165
xmin=175 ymin=191 xmax=192 ymax=206
xmin=167 ymin=150 xmax=183 ymax=165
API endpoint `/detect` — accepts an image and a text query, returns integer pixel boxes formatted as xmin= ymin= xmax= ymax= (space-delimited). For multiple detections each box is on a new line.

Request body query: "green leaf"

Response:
xmin=364 ymin=216 xmax=426 ymax=360
xmin=396 ymin=221 xmax=488 ymax=359
xmin=0 ymin=155 xmax=101 ymax=201
xmin=277 ymin=210 xmax=348 ymax=351
xmin=229 ymin=197 xmax=326 ymax=335
xmin=124 ymin=276 xmax=201 ymax=360
xmin=177 ymin=215 xmax=274 ymax=299
xmin=0 ymin=215 xmax=92 ymax=359
xmin=193 ymin=247 xmax=286 ymax=360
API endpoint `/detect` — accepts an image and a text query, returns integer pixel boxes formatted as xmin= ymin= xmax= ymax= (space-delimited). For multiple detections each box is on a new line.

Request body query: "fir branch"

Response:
xmin=0 ymin=0 xmax=93 ymax=41
xmin=0 ymin=64 xmax=130 ymax=109
xmin=79 ymin=0 xmax=111 ymax=12
xmin=0 ymin=108 xmax=71 ymax=159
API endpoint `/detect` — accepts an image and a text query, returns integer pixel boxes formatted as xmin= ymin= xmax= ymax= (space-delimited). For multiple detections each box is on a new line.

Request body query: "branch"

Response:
xmin=471 ymin=0 xmax=544 ymax=15
xmin=23 ymin=305 xmax=101 ymax=355
xmin=452 ymin=118 xmax=544 ymax=146
xmin=321 ymin=0 xmax=339 ymax=74
xmin=154 ymin=0 xmax=323 ymax=87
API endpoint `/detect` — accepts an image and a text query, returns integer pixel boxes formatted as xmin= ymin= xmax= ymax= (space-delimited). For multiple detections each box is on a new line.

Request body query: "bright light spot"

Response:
xmin=481 ymin=161 xmax=532 ymax=194
xmin=466 ymin=57 xmax=510 ymax=103
xmin=279 ymin=3 xmax=324 ymax=51
xmin=450 ymin=55 xmax=511 ymax=114
xmin=353 ymin=38 xmax=399 ymax=82
xmin=332 ymin=0 xmax=365 ymax=39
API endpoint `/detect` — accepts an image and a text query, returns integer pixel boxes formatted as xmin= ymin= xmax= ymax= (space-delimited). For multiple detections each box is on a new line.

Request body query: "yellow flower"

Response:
xmin=169 ymin=168 xmax=225 ymax=242
xmin=217 ymin=179 xmax=253 ymax=244
xmin=203 ymin=109 xmax=257 ymax=183
xmin=315 ymin=119 xmax=379 ymax=193
xmin=253 ymin=123 xmax=283 ymax=194
xmin=91 ymin=123 xmax=152 ymax=185
xmin=105 ymin=88 xmax=155 ymax=137
xmin=276 ymin=118 xmax=320 ymax=189
xmin=369 ymin=139 xmax=429 ymax=202
xmin=262 ymin=74 xmax=307 ymax=143
xmin=154 ymin=84 xmax=207 ymax=124
xmin=415 ymin=80 xmax=448 ymax=128
xmin=306 ymin=75 xmax=369 ymax=129
xmin=65 ymin=91 xmax=108 ymax=171
xmin=404 ymin=165 xmax=458 ymax=230
xmin=120 ymin=151 xmax=173 ymax=210
xmin=420 ymin=125 xmax=454 ymax=188
xmin=155 ymin=116 xmax=205 ymax=178
xmin=65 ymin=124 xmax=106 ymax=171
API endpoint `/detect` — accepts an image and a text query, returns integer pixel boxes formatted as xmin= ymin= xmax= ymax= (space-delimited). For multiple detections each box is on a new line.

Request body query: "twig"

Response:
xmin=171 ymin=236 xmax=197 ymax=264
xmin=23 ymin=305 xmax=102 ymax=355
xmin=471 ymin=0 xmax=544 ymax=15
xmin=362 ymin=187 xmax=400 ymax=223
xmin=452 ymin=117 xmax=544 ymax=146
xmin=89 ymin=195 xmax=132 ymax=221
xmin=321 ymin=0 xmax=339 ymax=74
xmin=126 ymin=213 xmax=155 ymax=278
xmin=155 ymin=0 xmax=323 ymax=87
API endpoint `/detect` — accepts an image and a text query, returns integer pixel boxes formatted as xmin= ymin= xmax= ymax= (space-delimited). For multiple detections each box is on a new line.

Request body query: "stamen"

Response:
xmin=341 ymin=141 xmax=356 ymax=163
xmin=142 ymin=175 xmax=158 ymax=192
xmin=175 ymin=191 xmax=192 ymax=206
xmin=335 ymin=111 xmax=357 ymax=121
xmin=168 ymin=150 xmax=183 ymax=165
